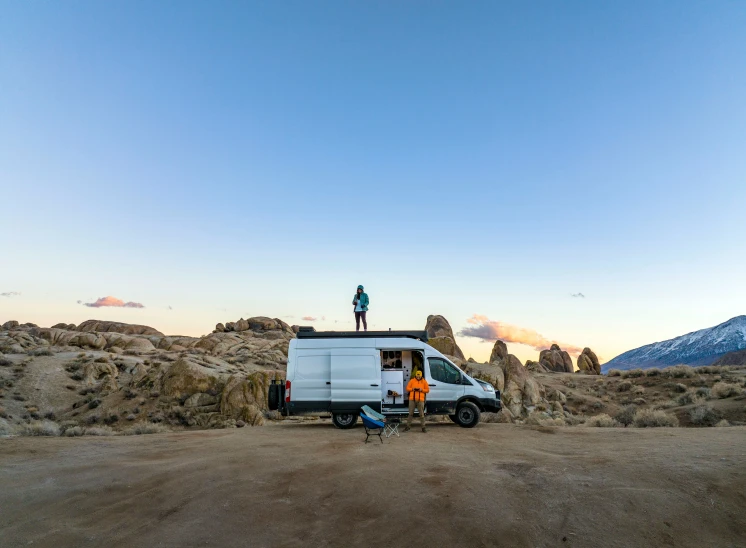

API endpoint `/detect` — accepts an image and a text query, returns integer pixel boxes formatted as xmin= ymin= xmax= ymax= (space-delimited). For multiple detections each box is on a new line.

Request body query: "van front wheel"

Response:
xmin=454 ymin=402 xmax=480 ymax=428
xmin=332 ymin=413 xmax=359 ymax=429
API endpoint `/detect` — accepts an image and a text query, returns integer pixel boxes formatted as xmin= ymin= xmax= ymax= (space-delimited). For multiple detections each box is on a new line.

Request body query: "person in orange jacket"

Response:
xmin=404 ymin=370 xmax=430 ymax=433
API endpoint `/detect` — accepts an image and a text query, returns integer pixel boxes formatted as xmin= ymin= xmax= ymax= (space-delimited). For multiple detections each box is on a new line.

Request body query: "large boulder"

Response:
xmin=539 ymin=344 xmax=574 ymax=373
xmin=161 ymin=358 xmax=223 ymax=401
xmin=493 ymin=352 xmax=545 ymax=417
xmin=425 ymin=315 xmax=465 ymax=360
xmin=2 ymin=321 xmax=19 ymax=330
xmin=76 ymin=320 xmax=164 ymax=337
xmin=219 ymin=372 xmax=279 ymax=426
xmin=576 ymin=347 xmax=601 ymax=374
xmin=489 ymin=340 xmax=508 ymax=363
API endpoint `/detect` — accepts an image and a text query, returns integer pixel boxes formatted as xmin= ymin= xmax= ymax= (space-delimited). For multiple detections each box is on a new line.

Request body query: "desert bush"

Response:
xmin=677 ymin=391 xmax=704 ymax=406
xmin=695 ymin=386 xmax=711 ymax=398
xmin=607 ymin=369 xmax=622 ymax=377
xmin=632 ymin=398 xmax=647 ymax=405
xmin=645 ymin=368 xmax=661 ymax=377
xmin=711 ymin=382 xmax=742 ymax=399
xmin=21 ymin=420 xmax=61 ymax=436
xmin=661 ymin=365 xmax=696 ymax=379
xmin=87 ymin=399 xmax=101 ymax=409
xmin=70 ymin=372 xmax=84 ymax=381
xmin=633 ymin=409 xmax=678 ymax=428
xmin=617 ymin=381 xmax=633 ymax=392
xmin=689 ymin=404 xmax=721 ymax=426
xmin=126 ymin=414 xmax=137 ymax=421
xmin=672 ymin=383 xmax=687 ymax=393
xmin=12 ymin=394 xmax=26 ymax=401
xmin=86 ymin=414 xmax=99 ymax=425
xmin=27 ymin=348 xmax=53 ymax=357
xmin=586 ymin=414 xmax=619 ymax=427
xmin=0 ymin=406 xmax=7 ymax=419
xmin=64 ymin=426 xmax=85 ymax=437
xmin=43 ymin=411 xmax=56 ymax=420
xmin=715 ymin=420 xmax=730 ymax=427
xmin=614 ymin=405 xmax=637 ymax=426
xmin=78 ymin=387 xmax=95 ymax=396
xmin=0 ymin=418 xmax=14 ymax=436
xmin=622 ymin=369 xmax=645 ymax=379
xmin=94 ymin=357 xmax=109 ymax=363
xmin=124 ymin=388 xmax=137 ymax=400
xmin=85 ymin=426 xmax=115 ymax=436
xmin=0 ymin=358 xmax=12 ymax=367
xmin=122 ymin=423 xmax=170 ymax=435
xmin=103 ymin=413 xmax=119 ymax=425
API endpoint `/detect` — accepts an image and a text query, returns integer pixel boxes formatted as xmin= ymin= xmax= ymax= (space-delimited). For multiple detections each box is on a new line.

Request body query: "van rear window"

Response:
xmin=296 ymin=355 xmax=331 ymax=379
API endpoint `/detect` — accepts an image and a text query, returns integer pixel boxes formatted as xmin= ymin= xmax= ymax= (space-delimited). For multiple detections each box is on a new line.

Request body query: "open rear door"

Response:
xmin=330 ymin=348 xmax=381 ymax=412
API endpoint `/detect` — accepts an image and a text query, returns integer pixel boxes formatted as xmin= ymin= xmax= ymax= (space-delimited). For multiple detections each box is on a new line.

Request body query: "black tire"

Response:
xmin=268 ymin=384 xmax=281 ymax=411
xmin=332 ymin=413 xmax=359 ymax=429
xmin=454 ymin=402 xmax=481 ymax=428
xmin=448 ymin=414 xmax=459 ymax=424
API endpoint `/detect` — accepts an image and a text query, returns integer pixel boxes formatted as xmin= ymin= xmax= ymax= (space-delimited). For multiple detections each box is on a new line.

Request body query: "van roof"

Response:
xmin=295 ymin=328 xmax=429 ymax=342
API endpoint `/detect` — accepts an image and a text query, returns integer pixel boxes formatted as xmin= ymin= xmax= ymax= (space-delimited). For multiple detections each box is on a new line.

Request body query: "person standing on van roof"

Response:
xmin=352 ymin=285 xmax=369 ymax=332
xmin=404 ymin=370 xmax=430 ymax=433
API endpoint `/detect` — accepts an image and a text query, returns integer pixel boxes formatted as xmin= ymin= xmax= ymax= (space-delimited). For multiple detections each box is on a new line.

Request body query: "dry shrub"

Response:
xmin=677 ymin=391 xmax=704 ymax=406
xmin=672 ymin=383 xmax=687 ymax=393
xmin=20 ymin=420 xmax=61 ymax=436
xmin=645 ymin=368 xmax=661 ymax=377
xmin=633 ymin=409 xmax=678 ymax=428
xmin=617 ymin=381 xmax=633 ymax=392
xmin=122 ymin=423 xmax=170 ymax=435
xmin=689 ymin=404 xmax=721 ymax=426
xmin=607 ymin=369 xmax=622 ymax=377
xmin=622 ymin=369 xmax=645 ymax=379
xmin=711 ymin=382 xmax=742 ymax=399
xmin=695 ymin=386 xmax=711 ymax=399
xmin=614 ymin=405 xmax=637 ymax=426
xmin=63 ymin=426 xmax=85 ymax=437
xmin=0 ymin=358 xmax=12 ymax=367
xmin=715 ymin=419 xmax=730 ymax=427
xmin=586 ymin=414 xmax=619 ymax=427
xmin=27 ymin=348 xmax=53 ymax=357
xmin=85 ymin=426 xmax=115 ymax=436
xmin=0 ymin=418 xmax=14 ymax=436
xmin=94 ymin=356 xmax=109 ymax=363
xmin=661 ymin=365 xmax=696 ymax=379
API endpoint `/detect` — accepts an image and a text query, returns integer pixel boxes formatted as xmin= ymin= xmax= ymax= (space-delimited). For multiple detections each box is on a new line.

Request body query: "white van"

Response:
xmin=268 ymin=328 xmax=501 ymax=429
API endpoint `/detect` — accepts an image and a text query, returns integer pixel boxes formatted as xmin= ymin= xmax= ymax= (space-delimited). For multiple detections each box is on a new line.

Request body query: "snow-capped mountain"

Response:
xmin=603 ymin=315 xmax=746 ymax=371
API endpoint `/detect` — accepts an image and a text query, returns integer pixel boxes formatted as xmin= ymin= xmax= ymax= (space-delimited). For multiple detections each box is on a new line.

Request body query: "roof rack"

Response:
xmin=295 ymin=327 xmax=428 ymax=342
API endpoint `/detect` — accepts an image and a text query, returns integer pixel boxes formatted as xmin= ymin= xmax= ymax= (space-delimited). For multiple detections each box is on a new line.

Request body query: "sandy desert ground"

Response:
xmin=1 ymin=422 xmax=745 ymax=548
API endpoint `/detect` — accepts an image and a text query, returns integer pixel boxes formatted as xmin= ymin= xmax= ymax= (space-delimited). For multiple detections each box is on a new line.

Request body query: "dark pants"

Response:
xmin=355 ymin=311 xmax=367 ymax=331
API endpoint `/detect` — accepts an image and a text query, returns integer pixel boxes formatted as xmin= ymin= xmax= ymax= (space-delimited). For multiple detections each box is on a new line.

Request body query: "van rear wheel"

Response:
xmin=332 ymin=413 xmax=358 ymax=429
xmin=454 ymin=402 xmax=480 ymax=428
xmin=448 ymin=414 xmax=459 ymax=424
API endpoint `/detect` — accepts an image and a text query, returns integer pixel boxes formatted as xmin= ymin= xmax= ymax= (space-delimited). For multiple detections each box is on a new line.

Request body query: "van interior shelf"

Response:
xmin=296 ymin=328 xmax=429 ymax=342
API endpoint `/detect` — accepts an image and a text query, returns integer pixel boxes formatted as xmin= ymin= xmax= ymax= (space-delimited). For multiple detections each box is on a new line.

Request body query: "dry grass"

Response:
xmin=20 ymin=420 xmax=61 ymax=436
xmin=122 ymin=423 xmax=170 ymax=435
xmin=645 ymin=368 xmax=661 ymax=377
xmin=661 ymin=365 xmax=696 ymax=379
xmin=711 ymin=382 xmax=742 ymax=399
xmin=607 ymin=369 xmax=622 ymax=377
xmin=689 ymin=404 xmax=721 ymax=426
xmin=633 ymin=409 xmax=678 ymax=428
xmin=621 ymin=369 xmax=645 ymax=379
xmin=585 ymin=414 xmax=619 ymax=427
xmin=614 ymin=405 xmax=637 ymax=427
xmin=617 ymin=381 xmax=633 ymax=392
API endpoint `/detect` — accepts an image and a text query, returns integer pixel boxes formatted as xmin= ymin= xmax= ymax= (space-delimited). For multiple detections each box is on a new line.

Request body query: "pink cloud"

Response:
xmin=83 ymin=296 xmax=145 ymax=309
xmin=301 ymin=316 xmax=316 ymax=321
xmin=458 ymin=314 xmax=583 ymax=356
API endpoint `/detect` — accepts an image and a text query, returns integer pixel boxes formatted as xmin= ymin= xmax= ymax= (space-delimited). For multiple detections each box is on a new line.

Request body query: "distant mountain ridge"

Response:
xmin=603 ymin=315 xmax=746 ymax=371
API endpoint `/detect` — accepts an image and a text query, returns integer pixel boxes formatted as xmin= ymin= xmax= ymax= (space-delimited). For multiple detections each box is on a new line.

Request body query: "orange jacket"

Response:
xmin=406 ymin=377 xmax=430 ymax=402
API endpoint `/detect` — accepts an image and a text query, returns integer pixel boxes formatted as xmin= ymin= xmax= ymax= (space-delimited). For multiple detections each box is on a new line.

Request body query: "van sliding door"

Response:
xmin=330 ymin=349 xmax=381 ymax=413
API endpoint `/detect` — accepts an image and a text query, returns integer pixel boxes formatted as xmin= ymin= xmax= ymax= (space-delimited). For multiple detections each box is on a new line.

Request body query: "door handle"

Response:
xmin=430 ymin=384 xmax=437 ymax=387
xmin=370 ymin=384 xmax=379 ymax=387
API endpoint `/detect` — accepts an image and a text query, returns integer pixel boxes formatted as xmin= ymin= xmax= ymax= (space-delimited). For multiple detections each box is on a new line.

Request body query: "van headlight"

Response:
xmin=482 ymin=384 xmax=494 ymax=392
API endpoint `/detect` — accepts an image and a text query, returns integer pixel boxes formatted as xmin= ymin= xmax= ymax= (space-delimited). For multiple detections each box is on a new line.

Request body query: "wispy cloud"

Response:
xmin=301 ymin=316 xmax=317 ymax=321
xmin=458 ymin=314 xmax=583 ymax=355
xmin=82 ymin=296 xmax=145 ymax=309
xmin=571 ymin=292 xmax=586 ymax=298
xmin=1 ymin=291 xmax=21 ymax=298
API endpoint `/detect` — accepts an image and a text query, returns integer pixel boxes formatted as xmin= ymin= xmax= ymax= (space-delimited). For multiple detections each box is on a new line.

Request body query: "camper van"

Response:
xmin=268 ymin=328 xmax=501 ymax=429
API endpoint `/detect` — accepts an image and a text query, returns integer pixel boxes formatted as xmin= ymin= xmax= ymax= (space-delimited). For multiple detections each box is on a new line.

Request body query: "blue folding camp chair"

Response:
xmin=362 ymin=405 xmax=399 ymax=438
xmin=360 ymin=412 xmax=385 ymax=443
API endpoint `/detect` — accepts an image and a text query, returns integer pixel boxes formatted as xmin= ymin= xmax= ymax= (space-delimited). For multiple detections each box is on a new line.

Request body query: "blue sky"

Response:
xmin=2 ymin=1 xmax=745 ymax=363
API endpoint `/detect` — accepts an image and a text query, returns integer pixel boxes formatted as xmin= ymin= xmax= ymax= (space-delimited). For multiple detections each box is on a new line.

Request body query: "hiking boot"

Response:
xmin=403 ymin=425 xmax=411 ymax=432
xmin=421 ymin=426 xmax=428 ymax=433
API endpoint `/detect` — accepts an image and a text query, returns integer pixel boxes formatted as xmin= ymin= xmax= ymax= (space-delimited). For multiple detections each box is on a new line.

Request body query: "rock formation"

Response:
xmin=576 ymin=347 xmax=601 ymax=374
xmin=539 ymin=344 xmax=574 ymax=373
xmin=77 ymin=320 xmax=165 ymax=336
xmin=425 ymin=315 xmax=465 ymax=360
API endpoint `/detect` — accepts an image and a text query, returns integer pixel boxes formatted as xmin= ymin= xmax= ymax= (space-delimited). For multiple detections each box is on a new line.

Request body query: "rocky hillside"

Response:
xmin=713 ymin=349 xmax=746 ymax=366
xmin=2 ymin=315 xmax=745 ymax=437
xmin=604 ymin=315 xmax=746 ymax=371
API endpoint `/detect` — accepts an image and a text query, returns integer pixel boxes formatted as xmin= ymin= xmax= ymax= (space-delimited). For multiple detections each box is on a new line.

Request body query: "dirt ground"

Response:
xmin=1 ymin=423 xmax=745 ymax=548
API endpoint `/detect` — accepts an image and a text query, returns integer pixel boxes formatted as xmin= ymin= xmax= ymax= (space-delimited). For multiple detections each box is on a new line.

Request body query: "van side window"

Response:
xmin=428 ymin=358 xmax=461 ymax=385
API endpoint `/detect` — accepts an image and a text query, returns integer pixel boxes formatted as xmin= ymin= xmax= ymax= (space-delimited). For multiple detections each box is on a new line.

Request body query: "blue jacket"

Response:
xmin=353 ymin=292 xmax=369 ymax=311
